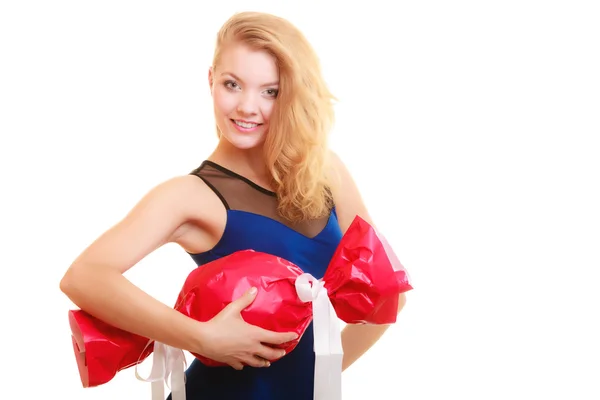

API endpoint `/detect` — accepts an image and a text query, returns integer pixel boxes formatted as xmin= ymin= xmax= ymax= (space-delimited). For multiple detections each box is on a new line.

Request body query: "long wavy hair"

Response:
xmin=212 ymin=11 xmax=337 ymax=222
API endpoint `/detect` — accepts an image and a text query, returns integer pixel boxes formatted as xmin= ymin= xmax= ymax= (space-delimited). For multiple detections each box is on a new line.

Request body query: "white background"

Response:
xmin=1 ymin=1 xmax=599 ymax=399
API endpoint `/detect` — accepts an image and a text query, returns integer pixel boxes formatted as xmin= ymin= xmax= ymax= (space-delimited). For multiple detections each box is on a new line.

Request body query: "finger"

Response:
xmin=226 ymin=287 xmax=257 ymax=314
xmin=254 ymin=345 xmax=286 ymax=361
xmin=243 ymin=355 xmax=270 ymax=368
xmin=257 ymin=328 xmax=299 ymax=345
xmin=230 ymin=361 xmax=244 ymax=370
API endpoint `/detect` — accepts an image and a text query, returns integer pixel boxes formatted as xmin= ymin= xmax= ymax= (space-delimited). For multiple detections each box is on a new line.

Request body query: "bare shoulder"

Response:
xmin=327 ymin=150 xmax=374 ymax=234
xmin=67 ymin=173 xmax=226 ymax=274
xmin=131 ymin=174 xmax=220 ymax=224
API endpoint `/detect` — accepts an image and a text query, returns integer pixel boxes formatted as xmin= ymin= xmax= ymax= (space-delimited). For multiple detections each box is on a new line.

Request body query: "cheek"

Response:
xmin=261 ymin=100 xmax=275 ymax=122
xmin=214 ymin=90 xmax=236 ymax=116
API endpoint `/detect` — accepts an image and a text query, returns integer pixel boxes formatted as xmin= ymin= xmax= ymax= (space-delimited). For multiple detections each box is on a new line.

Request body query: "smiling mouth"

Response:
xmin=232 ymin=119 xmax=262 ymax=129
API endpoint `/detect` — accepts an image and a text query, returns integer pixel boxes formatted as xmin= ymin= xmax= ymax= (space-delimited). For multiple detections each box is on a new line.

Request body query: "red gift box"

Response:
xmin=68 ymin=215 xmax=413 ymax=392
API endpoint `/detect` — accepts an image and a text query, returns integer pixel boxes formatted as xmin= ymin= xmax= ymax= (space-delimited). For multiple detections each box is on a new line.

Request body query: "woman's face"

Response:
xmin=209 ymin=43 xmax=279 ymax=150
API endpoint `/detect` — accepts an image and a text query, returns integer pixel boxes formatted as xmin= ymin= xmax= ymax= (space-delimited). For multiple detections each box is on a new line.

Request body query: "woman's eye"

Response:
xmin=265 ymin=89 xmax=279 ymax=97
xmin=224 ymin=80 xmax=239 ymax=90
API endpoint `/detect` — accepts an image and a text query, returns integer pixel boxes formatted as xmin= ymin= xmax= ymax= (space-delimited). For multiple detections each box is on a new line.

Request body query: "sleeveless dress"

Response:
xmin=166 ymin=160 xmax=343 ymax=400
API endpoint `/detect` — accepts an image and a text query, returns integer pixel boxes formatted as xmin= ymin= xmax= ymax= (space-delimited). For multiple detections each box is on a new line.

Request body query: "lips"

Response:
xmin=232 ymin=119 xmax=261 ymax=129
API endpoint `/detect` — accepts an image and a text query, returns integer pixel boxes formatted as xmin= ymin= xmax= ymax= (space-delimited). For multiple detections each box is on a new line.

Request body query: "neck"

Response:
xmin=209 ymin=138 xmax=270 ymax=181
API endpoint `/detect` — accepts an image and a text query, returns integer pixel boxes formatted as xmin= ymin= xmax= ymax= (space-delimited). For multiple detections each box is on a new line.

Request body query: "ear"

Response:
xmin=208 ymin=67 xmax=214 ymax=95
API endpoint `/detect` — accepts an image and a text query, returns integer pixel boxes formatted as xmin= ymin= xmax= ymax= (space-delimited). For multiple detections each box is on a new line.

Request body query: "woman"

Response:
xmin=60 ymin=11 xmax=406 ymax=399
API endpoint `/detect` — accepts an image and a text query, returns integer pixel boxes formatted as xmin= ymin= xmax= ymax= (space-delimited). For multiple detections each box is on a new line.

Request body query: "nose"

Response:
xmin=236 ymin=91 xmax=259 ymax=116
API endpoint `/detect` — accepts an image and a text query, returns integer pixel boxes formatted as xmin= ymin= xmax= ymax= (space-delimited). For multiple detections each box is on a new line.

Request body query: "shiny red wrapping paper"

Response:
xmin=325 ymin=215 xmax=413 ymax=324
xmin=68 ymin=215 xmax=412 ymax=386
xmin=69 ymin=309 xmax=151 ymax=388
xmin=174 ymin=250 xmax=308 ymax=366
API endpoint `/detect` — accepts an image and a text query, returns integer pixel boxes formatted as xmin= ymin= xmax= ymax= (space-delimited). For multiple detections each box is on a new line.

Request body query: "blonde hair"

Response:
xmin=212 ymin=11 xmax=336 ymax=222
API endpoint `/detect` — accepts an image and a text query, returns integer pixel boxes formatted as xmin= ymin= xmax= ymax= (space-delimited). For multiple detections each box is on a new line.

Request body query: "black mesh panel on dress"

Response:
xmin=190 ymin=161 xmax=330 ymax=239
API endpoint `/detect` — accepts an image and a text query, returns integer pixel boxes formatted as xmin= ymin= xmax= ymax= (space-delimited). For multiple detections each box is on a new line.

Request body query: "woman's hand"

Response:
xmin=196 ymin=287 xmax=298 ymax=370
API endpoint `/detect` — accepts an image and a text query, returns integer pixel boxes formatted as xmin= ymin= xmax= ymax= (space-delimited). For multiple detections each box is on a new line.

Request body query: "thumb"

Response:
xmin=228 ymin=287 xmax=258 ymax=313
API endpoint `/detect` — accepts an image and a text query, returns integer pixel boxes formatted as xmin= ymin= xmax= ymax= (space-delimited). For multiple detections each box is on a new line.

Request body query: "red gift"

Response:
xmin=68 ymin=309 xmax=152 ymax=388
xmin=68 ymin=215 xmax=412 ymax=398
xmin=325 ymin=215 xmax=413 ymax=324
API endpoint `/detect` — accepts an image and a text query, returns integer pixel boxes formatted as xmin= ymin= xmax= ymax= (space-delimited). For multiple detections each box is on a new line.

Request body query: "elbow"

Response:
xmin=59 ymin=263 xmax=89 ymax=298
xmin=59 ymin=267 xmax=78 ymax=297
xmin=397 ymin=292 xmax=407 ymax=313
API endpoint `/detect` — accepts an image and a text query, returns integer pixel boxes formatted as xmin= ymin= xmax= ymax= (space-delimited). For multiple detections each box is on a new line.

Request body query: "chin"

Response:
xmin=232 ymin=140 xmax=265 ymax=150
xmin=224 ymin=132 xmax=266 ymax=150
xmin=220 ymin=124 xmax=267 ymax=150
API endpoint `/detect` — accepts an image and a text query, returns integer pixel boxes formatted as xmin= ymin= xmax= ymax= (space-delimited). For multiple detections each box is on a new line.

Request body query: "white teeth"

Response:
xmin=234 ymin=120 xmax=258 ymax=129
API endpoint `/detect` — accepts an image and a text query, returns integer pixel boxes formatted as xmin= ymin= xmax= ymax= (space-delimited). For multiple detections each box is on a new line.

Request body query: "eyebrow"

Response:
xmin=221 ymin=72 xmax=279 ymax=87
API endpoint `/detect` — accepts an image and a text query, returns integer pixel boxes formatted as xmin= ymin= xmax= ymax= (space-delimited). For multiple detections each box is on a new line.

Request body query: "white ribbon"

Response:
xmin=135 ymin=341 xmax=187 ymax=400
xmin=295 ymin=273 xmax=344 ymax=400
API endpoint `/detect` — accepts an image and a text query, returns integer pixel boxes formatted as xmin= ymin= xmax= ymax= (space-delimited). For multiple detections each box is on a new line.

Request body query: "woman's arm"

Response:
xmin=60 ymin=175 xmax=295 ymax=369
xmin=340 ymin=294 xmax=407 ymax=371
xmin=328 ymin=151 xmax=408 ymax=371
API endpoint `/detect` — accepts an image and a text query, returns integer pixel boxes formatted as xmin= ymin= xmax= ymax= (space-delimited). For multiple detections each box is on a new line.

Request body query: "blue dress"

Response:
xmin=167 ymin=160 xmax=343 ymax=400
